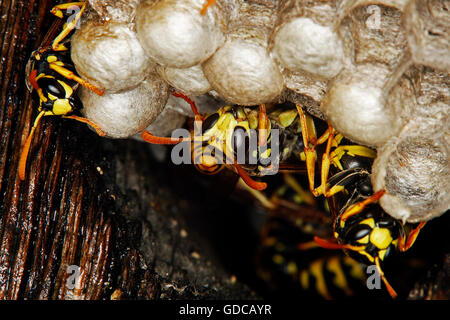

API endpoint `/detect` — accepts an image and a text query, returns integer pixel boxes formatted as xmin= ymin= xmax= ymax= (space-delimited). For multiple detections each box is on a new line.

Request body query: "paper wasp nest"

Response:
xmin=71 ymin=0 xmax=449 ymax=222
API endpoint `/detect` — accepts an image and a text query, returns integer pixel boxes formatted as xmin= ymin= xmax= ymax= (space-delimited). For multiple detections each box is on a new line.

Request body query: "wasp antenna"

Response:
xmin=313 ymin=236 xmax=346 ymax=250
xmin=297 ymin=241 xmax=321 ymax=251
xmin=313 ymin=236 xmax=363 ymax=252
xmin=399 ymin=221 xmax=426 ymax=252
xmin=63 ymin=115 xmax=107 ymax=136
xmin=28 ymin=69 xmax=39 ymax=91
xmin=171 ymin=91 xmax=202 ymax=119
xmin=340 ymin=189 xmax=386 ymax=222
xmin=375 ymin=257 xmax=398 ymax=298
xmin=19 ymin=111 xmax=46 ymax=180
xmin=200 ymin=0 xmax=217 ymax=15
xmin=141 ymin=131 xmax=190 ymax=145
xmin=234 ymin=163 xmax=267 ymax=190
xmin=84 ymin=82 xmax=105 ymax=96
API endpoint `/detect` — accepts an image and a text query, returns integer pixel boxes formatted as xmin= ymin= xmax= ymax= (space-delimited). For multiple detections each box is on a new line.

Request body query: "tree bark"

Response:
xmin=0 ymin=0 xmax=255 ymax=300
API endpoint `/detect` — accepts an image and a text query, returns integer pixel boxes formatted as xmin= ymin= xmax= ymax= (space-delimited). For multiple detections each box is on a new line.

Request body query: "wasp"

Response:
xmin=258 ymin=222 xmax=367 ymax=300
xmin=248 ymin=174 xmax=367 ymax=299
xmin=233 ymin=105 xmax=427 ymax=298
xmin=289 ymin=108 xmax=427 ymax=298
xmin=246 ymin=170 xmax=428 ymax=299
xmin=19 ymin=1 xmax=105 ymax=180
xmin=312 ymin=173 xmax=426 ymax=298
xmin=141 ymin=92 xmax=318 ymax=191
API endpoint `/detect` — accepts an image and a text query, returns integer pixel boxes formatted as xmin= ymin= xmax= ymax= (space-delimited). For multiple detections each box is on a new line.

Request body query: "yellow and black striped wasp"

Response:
xmin=235 ymin=171 xmax=367 ymax=299
xmin=290 ymin=107 xmax=427 ymax=298
xmin=248 ymin=172 xmax=431 ymax=299
xmin=19 ymin=1 xmax=105 ymax=180
xmin=256 ymin=207 xmax=368 ymax=300
xmin=141 ymin=93 xmax=337 ymax=192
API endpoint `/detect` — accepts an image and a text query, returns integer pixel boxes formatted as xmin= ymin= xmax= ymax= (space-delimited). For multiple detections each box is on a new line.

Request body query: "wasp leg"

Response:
xmin=329 ymin=145 xmax=377 ymax=170
xmin=238 ymin=179 xmax=277 ymax=209
xmin=314 ymin=123 xmax=336 ymax=197
xmin=19 ymin=111 xmax=107 ymax=180
xmin=48 ymin=63 xmax=104 ymax=96
xmin=295 ymin=105 xmax=332 ymax=196
xmin=19 ymin=111 xmax=47 ymax=180
xmin=258 ymin=104 xmax=269 ymax=147
xmin=172 ymin=91 xmax=203 ymax=121
xmin=51 ymin=2 xmax=86 ymax=51
xmin=200 ymin=0 xmax=217 ymax=15
xmin=399 ymin=222 xmax=426 ymax=252
xmin=283 ymin=173 xmax=316 ymax=206
xmin=375 ymin=257 xmax=398 ymax=298
xmin=340 ymin=189 xmax=386 ymax=222
xmin=62 ymin=115 xmax=107 ymax=137
xmin=235 ymin=163 xmax=267 ymax=191
xmin=141 ymin=131 xmax=189 ymax=145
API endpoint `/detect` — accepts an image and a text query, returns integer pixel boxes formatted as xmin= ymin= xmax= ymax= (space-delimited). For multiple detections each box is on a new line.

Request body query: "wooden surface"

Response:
xmin=0 ymin=0 xmax=255 ymax=300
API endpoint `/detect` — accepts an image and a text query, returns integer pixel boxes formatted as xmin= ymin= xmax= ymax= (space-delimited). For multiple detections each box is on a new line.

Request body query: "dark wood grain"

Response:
xmin=0 ymin=0 xmax=255 ymax=300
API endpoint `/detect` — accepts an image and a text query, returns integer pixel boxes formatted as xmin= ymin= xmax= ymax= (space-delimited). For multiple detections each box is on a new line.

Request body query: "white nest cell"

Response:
xmin=272 ymin=17 xmax=344 ymax=80
xmin=71 ymin=20 xmax=152 ymax=93
xmin=135 ymin=0 xmax=225 ymax=68
xmin=158 ymin=64 xmax=211 ymax=96
xmin=80 ymin=78 xmax=169 ymax=138
xmin=372 ymin=133 xmax=450 ymax=223
xmin=321 ymin=65 xmax=404 ymax=147
xmin=202 ymin=38 xmax=285 ymax=106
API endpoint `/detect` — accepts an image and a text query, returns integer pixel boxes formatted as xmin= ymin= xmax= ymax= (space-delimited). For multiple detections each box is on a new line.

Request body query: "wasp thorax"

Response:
xmin=80 ymin=78 xmax=169 ymax=138
xmin=71 ymin=20 xmax=152 ymax=93
xmin=135 ymin=0 xmax=225 ymax=68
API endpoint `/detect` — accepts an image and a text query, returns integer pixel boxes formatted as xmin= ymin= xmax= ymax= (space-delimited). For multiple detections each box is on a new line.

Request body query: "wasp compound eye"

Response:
xmin=201 ymin=113 xmax=219 ymax=135
xmin=232 ymin=126 xmax=250 ymax=157
xmin=344 ymin=224 xmax=372 ymax=243
xmin=37 ymin=77 xmax=66 ymax=99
